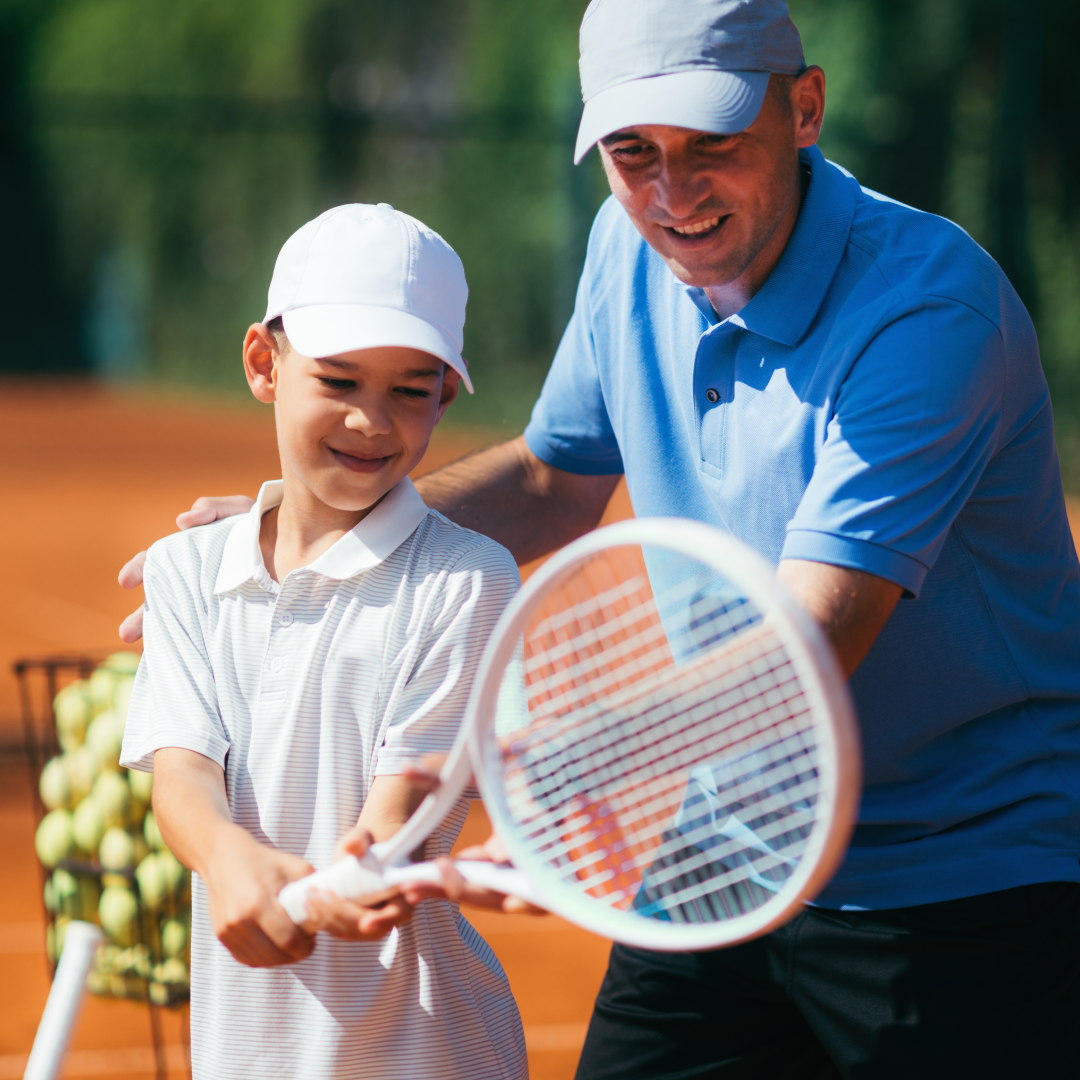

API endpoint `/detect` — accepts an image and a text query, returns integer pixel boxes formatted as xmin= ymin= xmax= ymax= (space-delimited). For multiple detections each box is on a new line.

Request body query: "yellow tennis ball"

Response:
xmin=53 ymin=682 xmax=93 ymax=752
xmin=102 ymin=651 xmax=141 ymax=676
xmin=92 ymin=771 xmax=131 ymax=830
xmin=99 ymin=827 xmax=136 ymax=872
xmin=35 ymin=809 xmax=74 ymax=868
xmin=67 ymin=746 xmax=96 ymax=804
xmin=86 ymin=710 xmax=125 ymax=773
xmin=72 ymin=795 xmax=105 ymax=856
xmin=144 ymin=809 xmax=165 ymax=851
xmin=156 ymin=850 xmax=186 ymax=895
xmin=161 ymin=918 xmax=187 ymax=958
xmin=128 ymin=768 xmax=153 ymax=806
xmin=135 ymin=853 xmax=166 ymax=910
xmin=99 ymin=885 xmax=138 ymax=945
xmin=39 ymin=757 xmax=72 ymax=812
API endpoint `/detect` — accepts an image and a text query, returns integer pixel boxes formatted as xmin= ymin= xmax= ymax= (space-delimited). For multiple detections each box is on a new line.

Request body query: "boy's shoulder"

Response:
xmin=406 ymin=509 xmax=521 ymax=585
xmin=144 ymin=512 xmax=250 ymax=593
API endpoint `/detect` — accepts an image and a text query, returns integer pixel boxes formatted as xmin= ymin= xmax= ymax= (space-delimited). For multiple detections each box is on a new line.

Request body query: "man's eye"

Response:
xmin=319 ymin=377 xmax=355 ymax=390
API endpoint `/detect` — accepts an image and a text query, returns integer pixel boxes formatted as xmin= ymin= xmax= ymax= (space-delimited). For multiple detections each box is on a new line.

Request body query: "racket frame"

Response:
xmin=466 ymin=517 xmax=861 ymax=952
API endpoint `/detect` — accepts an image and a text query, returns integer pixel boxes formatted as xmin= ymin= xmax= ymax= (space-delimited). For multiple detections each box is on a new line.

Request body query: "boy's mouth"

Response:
xmin=330 ymin=448 xmax=393 ymax=474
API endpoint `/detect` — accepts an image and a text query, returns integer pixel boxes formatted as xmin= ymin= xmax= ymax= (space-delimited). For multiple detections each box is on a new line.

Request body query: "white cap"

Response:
xmin=575 ymin=0 xmax=805 ymax=164
xmin=264 ymin=203 xmax=473 ymax=393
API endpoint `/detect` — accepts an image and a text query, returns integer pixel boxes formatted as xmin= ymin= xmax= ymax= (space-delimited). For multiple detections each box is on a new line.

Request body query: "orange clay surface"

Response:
xmin=1 ymin=380 xmax=1077 ymax=1080
xmin=0 ymin=378 xmax=631 ymax=1079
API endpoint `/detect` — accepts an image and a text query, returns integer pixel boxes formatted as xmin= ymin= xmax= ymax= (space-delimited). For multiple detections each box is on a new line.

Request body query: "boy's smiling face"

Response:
xmin=243 ymin=323 xmax=458 ymax=515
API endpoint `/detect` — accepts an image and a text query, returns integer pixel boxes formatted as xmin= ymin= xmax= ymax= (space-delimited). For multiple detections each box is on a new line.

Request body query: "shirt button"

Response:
xmin=270 ymin=657 xmax=284 ymax=674
xmin=706 ymin=388 xmax=720 ymax=403
xmin=279 ymin=611 xmax=293 ymax=627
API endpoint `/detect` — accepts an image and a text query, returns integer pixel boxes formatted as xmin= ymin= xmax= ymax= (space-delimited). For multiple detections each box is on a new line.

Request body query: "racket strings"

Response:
xmin=499 ymin=547 xmax=825 ymax=925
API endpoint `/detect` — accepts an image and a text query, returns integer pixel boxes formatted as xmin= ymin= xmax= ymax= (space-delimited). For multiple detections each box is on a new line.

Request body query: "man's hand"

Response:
xmin=117 ymin=495 xmax=255 ymax=642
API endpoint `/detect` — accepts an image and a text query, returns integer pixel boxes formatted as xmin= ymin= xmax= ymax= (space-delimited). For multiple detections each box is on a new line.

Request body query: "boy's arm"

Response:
xmin=153 ymin=747 xmax=318 ymax=967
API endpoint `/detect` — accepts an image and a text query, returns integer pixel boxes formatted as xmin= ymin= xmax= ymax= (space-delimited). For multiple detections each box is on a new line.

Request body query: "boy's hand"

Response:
xmin=118 ymin=494 xmax=255 ymax=642
xmin=203 ymin=826 xmax=317 ymax=968
xmin=300 ymin=825 xmax=417 ymax=942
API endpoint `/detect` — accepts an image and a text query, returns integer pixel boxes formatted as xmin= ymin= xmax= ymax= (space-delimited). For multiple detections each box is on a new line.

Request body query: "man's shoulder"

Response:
xmin=842 ymin=169 xmax=1013 ymax=328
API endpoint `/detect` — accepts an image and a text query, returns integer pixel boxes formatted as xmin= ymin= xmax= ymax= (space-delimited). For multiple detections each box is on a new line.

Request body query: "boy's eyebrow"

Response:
xmin=601 ymin=130 xmax=643 ymax=144
xmin=316 ymin=356 xmax=442 ymax=378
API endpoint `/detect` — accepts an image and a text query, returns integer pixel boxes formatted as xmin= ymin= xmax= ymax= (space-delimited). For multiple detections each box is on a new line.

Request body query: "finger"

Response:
xmin=118 ymin=550 xmax=147 ymax=589
xmin=336 ymin=826 xmax=374 ymax=861
xmin=261 ymin=900 xmax=318 ymax=961
xmin=357 ymin=900 xmax=414 ymax=938
xmin=118 ymin=607 xmax=145 ymax=645
xmin=177 ymin=495 xmax=255 ymax=531
xmin=220 ymin=921 xmax=312 ymax=967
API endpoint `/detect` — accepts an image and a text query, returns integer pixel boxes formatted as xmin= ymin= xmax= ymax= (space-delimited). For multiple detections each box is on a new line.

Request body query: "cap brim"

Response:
xmin=574 ymin=69 xmax=770 ymax=164
xmin=280 ymin=304 xmax=473 ymax=394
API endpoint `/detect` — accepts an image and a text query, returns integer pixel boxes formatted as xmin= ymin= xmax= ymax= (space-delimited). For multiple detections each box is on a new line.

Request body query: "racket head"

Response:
xmin=466 ymin=518 xmax=860 ymax=952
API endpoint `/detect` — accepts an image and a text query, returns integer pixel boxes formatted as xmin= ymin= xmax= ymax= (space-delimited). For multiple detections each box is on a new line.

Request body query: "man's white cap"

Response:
xmin=264 ymin=203 xmax=473 ymax=393
xmin=575 ymin=0 xmax=806 ymax=164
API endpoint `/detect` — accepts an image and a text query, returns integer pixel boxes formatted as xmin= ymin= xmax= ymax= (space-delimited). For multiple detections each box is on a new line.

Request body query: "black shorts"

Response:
xmin=575 ymin=881 xmax=1080 ymax=1080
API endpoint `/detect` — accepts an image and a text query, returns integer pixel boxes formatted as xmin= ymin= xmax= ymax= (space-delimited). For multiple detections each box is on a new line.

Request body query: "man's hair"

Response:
xmin=769 ymin=72 xmax=797 ymax=120
xmin=265 ymin=315 xmax=290 ymax=354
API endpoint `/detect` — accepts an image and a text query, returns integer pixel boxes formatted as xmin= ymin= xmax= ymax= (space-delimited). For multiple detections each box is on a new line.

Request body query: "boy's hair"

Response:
xmin=265 ymin=315 xmax=290 ymax=355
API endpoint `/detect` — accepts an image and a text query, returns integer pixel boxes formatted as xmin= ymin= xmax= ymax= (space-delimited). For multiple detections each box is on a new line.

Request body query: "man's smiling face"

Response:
xmin=597 ymin=69 xmax=824 ymax=298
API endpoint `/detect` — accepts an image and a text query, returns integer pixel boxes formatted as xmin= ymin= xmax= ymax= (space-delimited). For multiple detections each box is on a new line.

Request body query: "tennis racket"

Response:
xmin=23 ymin=920 xmax=102 ymax=1080
xmin=280 ymin=518 xmax=860 ymax=950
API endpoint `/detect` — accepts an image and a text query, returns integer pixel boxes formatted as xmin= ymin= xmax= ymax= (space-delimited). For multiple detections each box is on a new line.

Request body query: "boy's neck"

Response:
xmin=258 ymin=474 xmax=387 ymax=583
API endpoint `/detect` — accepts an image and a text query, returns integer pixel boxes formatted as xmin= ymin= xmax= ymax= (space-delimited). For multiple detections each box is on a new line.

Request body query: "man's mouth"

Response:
xmin=330 ymin=448 xmax=393 ymax=474
xmin=667 ymin=215 xmax=725 ymax=239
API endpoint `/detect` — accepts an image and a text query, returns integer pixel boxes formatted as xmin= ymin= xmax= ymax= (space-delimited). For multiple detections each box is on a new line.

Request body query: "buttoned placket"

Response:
xmin=693 ymin=321 xmax=742 ymax=482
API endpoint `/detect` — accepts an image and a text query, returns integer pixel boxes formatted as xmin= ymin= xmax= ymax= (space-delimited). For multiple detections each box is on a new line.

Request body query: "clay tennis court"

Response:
xmin=1 ymin=380 xmax=1076 ymax=1079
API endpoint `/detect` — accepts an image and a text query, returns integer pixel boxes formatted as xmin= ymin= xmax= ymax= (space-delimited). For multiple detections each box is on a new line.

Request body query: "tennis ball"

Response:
xmin=152 ymin=958 xmax=188 ymax=985
xmin=72 ymin=795 xmax=105 ymax=856
xmin=92 ymin=770 xmax=131 ymax=829
xmin=102 ymin=651 xmax=141 ymax=677
xmin=99 ymin=885 xmax=138 ymax=945
xmin=35 ymin=809 xmax=74 ymax=868
xmin=54 ymin=682 xmax=93 ymax=752
xmin=43 ymin=877 xmax=57 ymax=913
xmin=144 ymin=809 xmax=165 ymax=851
xmin=46 ymin=915 xmax=71 ymax=963
xmin=79 ymin=875 xmax=102 ymax=922
xmin=51 ymin=868 xmax=80 ymax=916
xmin=87 ymin=710 xmax=125 ymax=772
xmin=161 ymin=918 xmax=187 ymax=958
xmin=148 ymin=982 xmax=170 ymax=1006
xmin=113 ymin=677 xmax=135 ymax=723
xmin=157 ymin=850 xmax=186 ymax=894
xmin=128 ymin=768 xmax=153 ymax=806
xmin=99 ymin=827 xmax=136 ymax=872
xmin=135 ymin=853 xmax=166 ymax=909
xmin=67 ymin=746 xmax=96 ymax=804
xmin=39 ymin=757 xmax=71 ymax=812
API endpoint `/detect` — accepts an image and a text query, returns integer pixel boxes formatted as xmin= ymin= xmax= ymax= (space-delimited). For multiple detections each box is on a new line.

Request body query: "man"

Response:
xmin=121 ymin=0 xmax=1080 ymax=1074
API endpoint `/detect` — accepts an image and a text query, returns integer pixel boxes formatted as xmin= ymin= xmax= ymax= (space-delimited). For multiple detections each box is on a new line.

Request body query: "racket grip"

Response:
xmin=24 ymin=920 xmax=102 ymax=1080
xmin=386 ymin=860 xmax=546 ymax=909
xmin=278 ymin=855 xmax=388 ymax=924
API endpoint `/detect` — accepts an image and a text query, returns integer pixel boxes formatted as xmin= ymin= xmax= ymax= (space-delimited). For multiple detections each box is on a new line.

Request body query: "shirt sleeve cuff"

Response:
xmin=780 ymin=529 xmax=928 ymax=598
xmin=522 ymin=425 xmax=625 ymax=477
xmin=120 ymin=731 xmax=230 ymax=774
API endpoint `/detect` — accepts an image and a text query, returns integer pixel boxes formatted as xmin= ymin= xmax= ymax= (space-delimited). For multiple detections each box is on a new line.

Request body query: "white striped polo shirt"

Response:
xmin=121 ymin=477 xmax=527 ymax=1080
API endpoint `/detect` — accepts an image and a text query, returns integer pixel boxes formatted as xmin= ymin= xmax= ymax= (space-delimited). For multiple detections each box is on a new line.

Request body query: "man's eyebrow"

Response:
xmin=601 ymin=130 xmax=643 ymax=145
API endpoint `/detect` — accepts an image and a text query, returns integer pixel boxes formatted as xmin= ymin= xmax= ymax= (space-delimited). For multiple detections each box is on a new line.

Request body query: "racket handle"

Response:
xmin=24 ymin=920 xmax=102 ymax=1080
xmin=279 ymin=856 xmax=546 ymax=923
xmin=385 ymin=860 xmax=546 ymax=908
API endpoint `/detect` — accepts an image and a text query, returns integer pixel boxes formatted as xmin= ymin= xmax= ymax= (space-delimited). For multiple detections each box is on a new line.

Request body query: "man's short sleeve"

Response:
xmin=374 ymin=545 xmax=520 ymax=774
xmin=781 ymin=298 xmax=1005 ymax=597
xmin=523 ymin=261 xmax=625 ymax=476
xmin=120 ymin=544 xmax=230 ymax=772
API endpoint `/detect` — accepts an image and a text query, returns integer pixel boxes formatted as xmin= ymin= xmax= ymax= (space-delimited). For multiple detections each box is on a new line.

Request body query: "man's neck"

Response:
xmin=259 ymin=476 xmax=377 ymax=583
xmin=702 ymin=159 xmax=810 ymax=321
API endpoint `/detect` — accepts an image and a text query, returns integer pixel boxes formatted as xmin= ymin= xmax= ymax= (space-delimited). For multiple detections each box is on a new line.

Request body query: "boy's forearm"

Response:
xmin=414 ymin=436 xmax=620 ymax=564
xmin=152 ymin=747 xmax=251 ymax=880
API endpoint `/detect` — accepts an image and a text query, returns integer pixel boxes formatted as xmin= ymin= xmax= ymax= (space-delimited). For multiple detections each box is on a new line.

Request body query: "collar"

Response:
xmin=682 ymin=144 xmax=856 ymax=348
xmin=214 ymin=475 xmax=430 ymax=595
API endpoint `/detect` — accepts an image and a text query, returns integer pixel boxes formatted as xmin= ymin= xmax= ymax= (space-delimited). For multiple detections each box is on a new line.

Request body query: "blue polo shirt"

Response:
xmin=523 ymin=144 xmax=1080 ymax=910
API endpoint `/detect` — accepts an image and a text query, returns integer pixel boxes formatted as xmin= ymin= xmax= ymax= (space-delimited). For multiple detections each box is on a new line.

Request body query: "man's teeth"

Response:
xmin=672 ymin=217 xmax=721 ymax=235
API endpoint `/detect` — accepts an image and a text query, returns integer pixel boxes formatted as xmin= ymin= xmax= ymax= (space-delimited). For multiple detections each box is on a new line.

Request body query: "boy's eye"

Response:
xmin=395 ymin=386 xmax=431 ymax=399
xmin=318 ymin=377 xmax=355 ymax=390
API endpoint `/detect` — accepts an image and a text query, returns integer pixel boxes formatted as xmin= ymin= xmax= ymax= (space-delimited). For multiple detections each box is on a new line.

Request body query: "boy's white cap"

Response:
xmin=264 ymin=203 xmax=473 ymax=393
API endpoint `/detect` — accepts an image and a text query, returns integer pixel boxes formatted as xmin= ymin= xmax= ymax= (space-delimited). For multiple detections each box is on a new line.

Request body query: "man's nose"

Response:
xmin=654 ymin=157 xmax=714 ymax=221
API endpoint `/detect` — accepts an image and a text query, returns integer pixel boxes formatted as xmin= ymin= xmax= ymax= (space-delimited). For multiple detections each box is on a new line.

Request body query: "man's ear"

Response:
xmin=243 ymin=324 xmax=281 ymax=403
xmin=435 ymin=367 xmax=460 ymax=424
xmin=793 ymin=65 xmax=826 ymax=149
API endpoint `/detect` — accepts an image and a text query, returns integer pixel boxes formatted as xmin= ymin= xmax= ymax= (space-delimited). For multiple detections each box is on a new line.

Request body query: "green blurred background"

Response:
xmin=1 ymin=0 xmax=1078 ymax=481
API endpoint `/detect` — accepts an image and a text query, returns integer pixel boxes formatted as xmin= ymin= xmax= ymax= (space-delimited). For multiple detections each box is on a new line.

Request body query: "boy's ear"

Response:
xmin=243 ymin=324 xmax=281 ymax=403
xmin=435 ymin=366 xmax=460 ymax=424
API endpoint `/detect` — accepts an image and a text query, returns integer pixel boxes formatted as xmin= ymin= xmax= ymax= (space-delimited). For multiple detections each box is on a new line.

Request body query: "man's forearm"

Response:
xmin=415 ymin=435 xmax=620 ymax=564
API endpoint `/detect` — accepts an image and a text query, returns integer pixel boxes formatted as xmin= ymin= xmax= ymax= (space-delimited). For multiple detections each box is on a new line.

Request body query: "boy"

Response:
xmin=120 ymin=204 xmax=527 ymax=1079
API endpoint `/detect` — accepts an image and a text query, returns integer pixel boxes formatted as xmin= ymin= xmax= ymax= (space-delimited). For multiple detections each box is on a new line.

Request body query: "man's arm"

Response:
xmin=776 ymin=559 xmax=902 ymax=678
xmin=118 ymin=438 xmax=619 ymax=641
